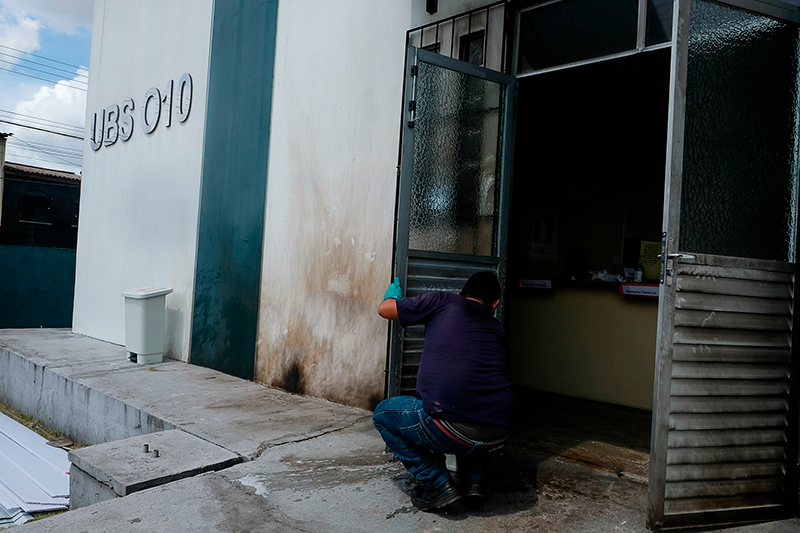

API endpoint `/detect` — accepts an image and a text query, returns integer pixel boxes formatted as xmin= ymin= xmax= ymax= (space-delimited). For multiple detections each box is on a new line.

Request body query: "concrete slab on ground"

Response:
xmin=0 ymin=329 xmax=369 ymax=457
xmin=21 ymin=420 xmax=800 ymax=532
xmin=2 ymin=329 xmax=800 ymax=533
xmin=68 ymin=429 xmax=241 ymax=508
xmin=19 ymin=419 xmax=646 ymax=532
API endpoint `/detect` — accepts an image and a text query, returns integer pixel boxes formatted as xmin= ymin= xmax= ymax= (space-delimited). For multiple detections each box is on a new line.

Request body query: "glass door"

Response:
xmin=648 ymin=0 xmax=800 ymax=528
xmin=387 ymin=46 xmax=516 ymax=398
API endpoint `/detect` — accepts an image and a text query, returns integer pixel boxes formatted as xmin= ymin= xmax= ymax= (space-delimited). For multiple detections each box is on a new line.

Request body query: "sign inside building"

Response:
xmin=89 ymin=73 xmax=193 ymax=151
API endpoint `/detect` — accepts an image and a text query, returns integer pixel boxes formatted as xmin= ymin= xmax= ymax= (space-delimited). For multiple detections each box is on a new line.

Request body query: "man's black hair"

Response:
xmin=461 ymin=271 xmax=501 ymax=306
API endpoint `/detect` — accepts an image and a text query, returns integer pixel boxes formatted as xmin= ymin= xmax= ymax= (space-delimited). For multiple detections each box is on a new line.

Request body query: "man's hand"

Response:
xmin=383 ymin=277 xmax=403 ymax=300
xmin=379 ymin=277 xmax=402 ymax=321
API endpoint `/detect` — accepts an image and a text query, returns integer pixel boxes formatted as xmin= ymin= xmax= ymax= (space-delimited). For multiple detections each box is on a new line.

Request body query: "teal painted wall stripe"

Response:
xmin=191 ymin=0 xmax=279 ymax=379
xmin=0 ymin=245 xmax=76 ymax=328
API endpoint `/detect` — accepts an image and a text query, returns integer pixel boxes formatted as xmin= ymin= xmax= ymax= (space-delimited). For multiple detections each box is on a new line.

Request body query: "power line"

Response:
xmin=8 ymin=142 xmax=83 ymax=158
xmin=0 ymin=44 xmax=84 ymax=71
xmin=15 ymin=142 xmax=83 ymax=167
xmin=13 ymin=137 xmax=82 ymax=167
xmin=0 ymin=57 xmax=88 ymax=86
xmin=1 ymin=117 xmax=82 ymax=136
xmin=8 ymin=135 xmax=83 ymax=147
xmin=0 ymin=119 xmax=83 ymax=140
xmin=0 ymin=119 xmax=84 ymax=139
xmin=7 ymin=151 xmax=81 ymax=165
xmin=8 ymin=138 xmax=83 ymax=152
xmin=8 ymin=149 xmax=83 ymax=162
xmin=9 ymin=135 xmax=83 ymax=146
xmin=0 ymin=65 xmax=87 ymax=91
xmin=0 ymin=120 xmax=83 ymax=139
xmin=8 ymin=142 xmax=83 ymax=156
xmin=9 ymin=144 xmax=81 ymax=157
xmin=0 ymin=50 xmax=88 ymax=79
xmin=0 ymin=109 xmax=83 ymax=132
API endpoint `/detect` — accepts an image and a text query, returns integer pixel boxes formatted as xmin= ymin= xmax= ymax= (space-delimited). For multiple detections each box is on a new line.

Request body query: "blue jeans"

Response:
xmin=373 ymin=396 xmax=497 ymax=490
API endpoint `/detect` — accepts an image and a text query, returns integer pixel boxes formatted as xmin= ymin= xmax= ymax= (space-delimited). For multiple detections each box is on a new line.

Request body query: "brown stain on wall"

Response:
xmin=255 ymin=72 xmax=396 ymax=410
xmin=258 ymin=292 xmax=386 ymax=410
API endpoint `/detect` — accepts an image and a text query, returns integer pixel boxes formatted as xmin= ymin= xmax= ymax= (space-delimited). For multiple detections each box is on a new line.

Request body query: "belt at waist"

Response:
xmin=433 ymin=418 xmax=511 ymax=448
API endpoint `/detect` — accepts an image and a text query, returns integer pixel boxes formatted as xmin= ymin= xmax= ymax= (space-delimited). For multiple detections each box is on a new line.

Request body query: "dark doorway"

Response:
xmin=506 ymin=49 xmax=672 ymax=470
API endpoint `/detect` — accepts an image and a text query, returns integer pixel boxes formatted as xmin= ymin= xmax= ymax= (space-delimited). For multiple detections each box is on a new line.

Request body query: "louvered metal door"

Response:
xmin=648 ymin=0 xmax=800 ymax=528
xmin=387 ymin=47 xmax=515 ymax=398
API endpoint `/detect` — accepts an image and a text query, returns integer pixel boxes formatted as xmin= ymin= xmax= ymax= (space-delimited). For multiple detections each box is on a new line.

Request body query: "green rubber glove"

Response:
xmin=383 ymin=276 xmax=403 ymax=300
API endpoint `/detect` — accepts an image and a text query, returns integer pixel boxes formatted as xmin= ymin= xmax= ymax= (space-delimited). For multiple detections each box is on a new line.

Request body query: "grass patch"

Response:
xmin=0 ymin=402 xmax=82 ymax=447
xmin=29 ymin=511 xmax=64 ymax=522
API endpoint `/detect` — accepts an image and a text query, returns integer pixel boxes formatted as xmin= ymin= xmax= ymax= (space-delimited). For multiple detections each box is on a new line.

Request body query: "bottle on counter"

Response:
xmin=634 ymin=261 xmax=644 ymax=283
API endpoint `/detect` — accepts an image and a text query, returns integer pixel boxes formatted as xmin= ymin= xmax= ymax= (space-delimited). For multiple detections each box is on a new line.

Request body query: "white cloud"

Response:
xmin=2 ymin=71 xmax=87 ymax=173
xmin=0 ymin=1 xmax=92 ymax=172
xmin=0 ymin=9 xmax=42 ymax=58
xmin=15 ymin=69 xmax=88 ymax=127
xmin=0 ymin=0 xmax=92 ymax=35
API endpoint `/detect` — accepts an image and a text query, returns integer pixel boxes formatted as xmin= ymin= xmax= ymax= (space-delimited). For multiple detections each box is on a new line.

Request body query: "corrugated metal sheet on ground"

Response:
xmin=0 ymin=498 xmax=32 ymax=529
xmin=0 ymin=511 xmax=32 ymax=529
xmin=0 ymin=411 xmax=69 ymax=514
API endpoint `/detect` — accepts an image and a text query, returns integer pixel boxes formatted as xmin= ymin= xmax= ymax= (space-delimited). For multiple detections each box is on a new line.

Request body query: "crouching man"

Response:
xmin=373 ymin=271 xmax=514 ymax=511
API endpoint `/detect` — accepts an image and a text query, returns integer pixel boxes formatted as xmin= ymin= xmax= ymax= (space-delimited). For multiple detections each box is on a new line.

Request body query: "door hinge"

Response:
xmin=408 ymin=100 xmax=416 ymax=112
xmin=411 ymin=65 xmax=418 ymax=76
xmin=407 ymin=120 xmax=415 ymax=129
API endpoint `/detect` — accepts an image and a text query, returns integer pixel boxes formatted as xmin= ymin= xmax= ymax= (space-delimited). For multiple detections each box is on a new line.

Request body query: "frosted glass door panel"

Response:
xmin=408 ymin=60 xmax=505 ymax=256
xmin=679 ymin=0 xmax=800 ymax=261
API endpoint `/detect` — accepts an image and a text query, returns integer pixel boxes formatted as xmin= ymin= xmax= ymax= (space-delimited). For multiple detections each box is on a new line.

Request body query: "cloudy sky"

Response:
xmin=0 ymin=0 xmax=93 ymax=174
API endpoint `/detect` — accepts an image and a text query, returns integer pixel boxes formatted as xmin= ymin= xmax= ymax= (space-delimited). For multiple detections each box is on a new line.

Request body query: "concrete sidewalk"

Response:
xmin=1 ymin=329 xmax=799 ymax=532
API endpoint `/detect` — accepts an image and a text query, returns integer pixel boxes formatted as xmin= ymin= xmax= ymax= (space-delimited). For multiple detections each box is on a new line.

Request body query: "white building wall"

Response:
xmin=256 ymin=0 xmax=418 ymax=409
xmin=73 ymin=0 xmax=213 ymax=360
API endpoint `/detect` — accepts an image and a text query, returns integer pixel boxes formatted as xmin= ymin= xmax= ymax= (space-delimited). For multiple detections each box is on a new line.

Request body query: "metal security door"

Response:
xmin=387 ymin=46 xmax=515 ymax=398
xmin=648 ymin=0 xmax=800 ymax=529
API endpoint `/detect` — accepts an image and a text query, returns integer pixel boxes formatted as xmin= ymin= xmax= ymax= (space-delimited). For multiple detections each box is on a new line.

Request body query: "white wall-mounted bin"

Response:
xmin=121 ymin=287 xmax=173 ymax=364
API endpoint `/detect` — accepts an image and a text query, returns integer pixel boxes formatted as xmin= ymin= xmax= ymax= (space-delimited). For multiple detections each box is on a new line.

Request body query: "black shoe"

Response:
xmin=410 ymin=479 xmax=462 ymax=511
xmin=462 ymin=480 xmax=485 ymax=508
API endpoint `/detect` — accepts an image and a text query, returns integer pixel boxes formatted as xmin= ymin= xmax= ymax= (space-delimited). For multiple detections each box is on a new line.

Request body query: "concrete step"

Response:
xmin=69 ymin=430 xmax=240 ymax=509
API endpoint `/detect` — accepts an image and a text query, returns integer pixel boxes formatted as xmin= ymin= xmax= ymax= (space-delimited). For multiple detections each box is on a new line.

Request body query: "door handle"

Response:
xmin=659 ymin=233 xmax=694 ymax=286
xmin=659 ymin=252 xmax=696 ymax=285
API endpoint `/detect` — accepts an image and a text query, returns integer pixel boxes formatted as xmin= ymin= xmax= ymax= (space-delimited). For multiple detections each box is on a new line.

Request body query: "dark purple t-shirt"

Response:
xmin=395 ymin=291 xmax=514 ymax=427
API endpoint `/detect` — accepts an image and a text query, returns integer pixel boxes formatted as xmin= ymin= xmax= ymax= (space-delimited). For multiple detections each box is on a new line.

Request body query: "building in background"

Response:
xmin=0 ymin=161 xmax=80 ymax=249
xmin=0 ymin=133 xmax=80 ymax=328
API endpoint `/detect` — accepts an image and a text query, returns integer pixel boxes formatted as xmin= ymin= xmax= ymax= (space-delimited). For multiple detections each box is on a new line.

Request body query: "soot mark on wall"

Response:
xmin=280 ymin=361 xmax=305 ymax=394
